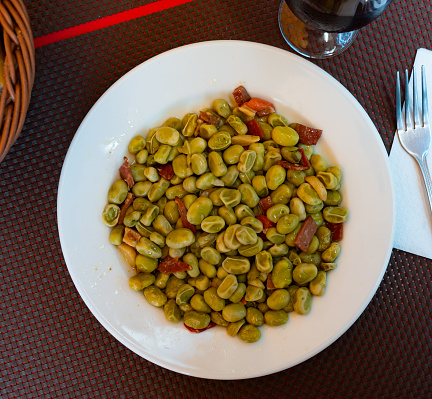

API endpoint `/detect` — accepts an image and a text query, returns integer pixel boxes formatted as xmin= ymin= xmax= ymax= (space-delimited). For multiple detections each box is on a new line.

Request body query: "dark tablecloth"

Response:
xmin=1 ymin=0 xmax=431 ymax=397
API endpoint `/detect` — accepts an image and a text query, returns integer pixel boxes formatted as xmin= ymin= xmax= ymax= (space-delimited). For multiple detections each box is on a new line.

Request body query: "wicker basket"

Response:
xmin=0 ymin=0 xmax=35 ymax=163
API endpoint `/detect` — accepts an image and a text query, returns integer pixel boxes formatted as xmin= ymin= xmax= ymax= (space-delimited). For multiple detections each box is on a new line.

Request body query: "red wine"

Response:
xmin=285 ymin=0 xmax=393 ymax=33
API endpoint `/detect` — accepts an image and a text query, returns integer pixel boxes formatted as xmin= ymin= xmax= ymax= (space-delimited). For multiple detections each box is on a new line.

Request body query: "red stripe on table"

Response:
xmin=34 ymin=0 xmax=196 ymax=48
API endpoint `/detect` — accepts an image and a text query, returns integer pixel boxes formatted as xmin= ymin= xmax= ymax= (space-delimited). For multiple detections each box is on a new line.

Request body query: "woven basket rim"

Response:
xmin=0 ymin=0 xmax=35 ymax=163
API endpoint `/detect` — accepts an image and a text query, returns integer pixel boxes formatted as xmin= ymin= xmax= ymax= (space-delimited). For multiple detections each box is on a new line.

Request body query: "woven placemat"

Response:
xmin=1 ymin=0 xmax=431 ymax=397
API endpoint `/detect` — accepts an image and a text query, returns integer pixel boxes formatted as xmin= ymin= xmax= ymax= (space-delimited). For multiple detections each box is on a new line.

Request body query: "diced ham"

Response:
xmin=119 ymin=157 xmax=134 ymax=188
xmin=184 ymin=322 xmax=216 ymax=333
xmin=155 ymin=163 xmax=174 ymax=180
xmin=266 ymin=273 xmax=276 ymax=290
xmin=326 ymin=221 xmax=344 ymax=242
xmin=175 ymin=196 xmax=196 ymax=234
xmin=122 ymin=227 xmax=141 ymax=247
xmin=118 ymin=192 xmax=134 ymax=225
xmin=157 ymin=256 xmax=192 ymax=274
xmin=243 ymin=97 xmax=276 ymax=114
xmin=199 ymin=110 xmax=220 ymax=126
xmin=245 ymin=119 xmax=264 ymax=139
xmin=232 ymin=86 xmax=252 ymax=106
xmin=256 ymin=214 xmax=275 ymax=234
xmin=277 ymin=148 xmax=311 ymax=171
xmin=294 ymin=215 xmax=318 ymax=252
xmin=259 ymin=196 xmax=273 ymax=214
xmin=295 ymin=124 xmax=323 ymax=145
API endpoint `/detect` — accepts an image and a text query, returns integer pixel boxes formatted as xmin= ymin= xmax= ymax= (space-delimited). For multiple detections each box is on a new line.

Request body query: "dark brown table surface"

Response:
xmin=1 ymin=0 xmax=431 ymax=397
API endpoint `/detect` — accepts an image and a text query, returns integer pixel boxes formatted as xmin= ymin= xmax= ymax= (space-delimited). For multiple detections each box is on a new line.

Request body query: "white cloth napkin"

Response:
xmin=389 ymin=48 xmax=432 ymax=259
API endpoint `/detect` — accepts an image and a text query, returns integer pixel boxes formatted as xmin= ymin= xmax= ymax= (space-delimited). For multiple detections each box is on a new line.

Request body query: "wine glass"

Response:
xmin=278 ymin=0 xmax=393 ymax=59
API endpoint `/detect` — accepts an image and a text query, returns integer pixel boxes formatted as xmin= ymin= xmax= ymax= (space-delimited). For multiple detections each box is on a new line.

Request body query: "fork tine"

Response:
xmin=396 ymin=71 xmax=405 ymax=131
xmin=405 ymin=69 xmax=413 ymax=129
xmin=422 ymin=65 xmax=429 ymax=126
xmin=413 ymin=68 xmax=421 ymax=129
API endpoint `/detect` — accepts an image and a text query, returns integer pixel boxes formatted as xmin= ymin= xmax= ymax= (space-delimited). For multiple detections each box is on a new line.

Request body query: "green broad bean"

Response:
xmin=135 ymin=149 xmax=149 ymax=164
xmin=133 ymin=197 xmax=152 ymax=211
xmin=265 ymin=227 xmax=286 ymax=245
xmin=324 ymin=190 xmax=343 ymax=206
xmin=197 ymin=232 xmax=218 ymax=248
xmin=310 ymin=271 xmax=327 ymax=296
xmin=144 ymin=286 xmax=167 ymax=307
xmin=172 ymin=155 xmax=193 ymax=179
xmin=218 ymin=206 xmax=237 ymax=225
xmin=267 ymin=289 xmax=290 ymax=310
xmin=203 ymin=286 xmax=225 ymax=311
xmin=143 ymin=167 xmax=160 ymax=182
xmin=238 ymin=324 xmax=261 ymax=343
xmin=221 ymin=165 xmax=240 ymax=187
xmin=238 ymin=184 xmax=260 ymax=208
xmin=208 ymin=151 xmax=228 ymax=177
xmin=296 ymin=182 xmax=323 ymax=206
xmin=183 ymin=194 xmax=198 ymax=209
xmin=183 ymin=176 xmax=199 ymax=194
xmin=201 ymin=246 xmax=222 ymax=265
xmin=182 ymin=113 xmax=198 ymax=137
xmin=266 ymin=165 xmax=286 ymax=191
xmin=199 ymin=259 xmax=217 ymax=278
xmin=155 ymin=127 xmax=180 ymax=146
xmin=147 ymin=178 xmax=170 ymax=202
xmin=255 ymin=250 xmax=273 ymax=273
xmin=252 ymin=175 xmax=268 ymax=197
xmin=140 ymin=205 xmax=159 ymax=226
xmin=190 ymin=294 xmax=212 ymax=313
xmin=235 ymin=226 xmax=258 ymax=245
xmin=152 ymin=215 xmax=173 ymax=236
xmin=268 ymin=112 xmax=288 ymax=127
xmin=222 ymin=256 xmax=251 ymax=274
xmin=220 ymin=188 xmax=242 ymax=208
xmin=310 ymin=154 xmax=328 ymax=172
xmin=229 ymin=282 xmax=247 ymax=303
xmin=227 ymin=115 xmax=248 ymax=134
xmin=223 ymin=224 xmax=242 ymax=250
xmin=223 ymin=145 xmax=245 ymax=165
xmin=272 ymin=126 xmax=299 ymax=147
xmin=154 ymin=272 xmax=170 ymax=289
xmin=320 ymin=262 xmax=337 ymax=271
xmin=321 ymin=242 xmax=341 ymax=262
xmin=293 ymin=287 xmax=312 ymax=315
xmin=268 ymin=243 xmax=289 ymax=257
xmin=176 ymin=284 xmax=195 ymax=306
xmin=271 ymin=183 xmax=293 ymax=205
xmin=107 ymin=180 xmax=128 ymax=204
xmin=222 ymin=303 xmax=247 ymax=323
xmin=271 ymin=258 xmax=293 ymax=288
xmin=227 ymin=319 xmax=246 ymax=337
xmin=199 ymin=123 xmax=217 ymax=140
xmin=136 ymin=254 xmax=158 ymax=273
xmin=237 ymin=150 xmax=257 ymax=173
xmin=163 ymin=117 xmax=182 ymax=130
xmin=212 ymin=99 xmax=232 ymax=118
xmin=109 ymin=225 xmax=125 ymax=245
xmin=323 ymin=206 xmax=349 ymax=223
xmin=102 ymin=204 xmax=120 ymax=226
xmin=264 ymin=310 xmax=289 ymax=326
xmin=276 ymin=214 xmax=299 ymax=234
xmin=128 ymin=135 xmax=146 ymax=154
xmin=165 ymin=228 xmax=195 ymax=249
xmin=289 ymin=198 xmax=306 ymax=221
xmin=129 ymin=273 xmax=156 ymax=291
xmin=165 ymin=184 xmax=188 ymax=200
xmin=132 ymin=181 xmax=152 ymax=197
xmin=238 ymin=237 xmax=264 ymax=257
xmin=285 ymin=223 xmax=302 ymax=247
xmin=136 ymin=237 xmax=162 ymax=259
xmin=130 ymin=163 xmax=146 ymax=182
xmin=164 ymin=299 xmax=182 ymax=322
xmin=217 ymin=274 xmax=239 ymax=299
xmin=246 ymin=307 xmax=264 ymax=327
xmin=187 ymin=197 xmax=213 ymax=225
xmin=309 ymin=212 xmax=324 ymax=227
xmin=267 ymin=204 xmax=290 ymax=223
xmin=292 ymin=263 xmax=318 ymax=285
xmin=317 ymin=171 xmax=338 ymax=190
xmin=239 ymin=170 xmax=255 ymax=185
xmin=153 ymin=144 xmax=172 ymax=164
xmin=190 ymin=153 xmax=208 ymax=176
xmin=299 ymin=252 xmax=321 ymax=266
xmin=208 ymin=131 xmax=232 ymax=151
xmin=240 ymin=216 xmax=263 ymax=233
xmin=183 ymin=310 xmax=211 ymax=330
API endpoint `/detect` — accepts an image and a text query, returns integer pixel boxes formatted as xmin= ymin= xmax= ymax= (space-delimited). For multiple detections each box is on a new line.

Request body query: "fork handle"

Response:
xmin=415 ymin=154 xmax=432 ymax=216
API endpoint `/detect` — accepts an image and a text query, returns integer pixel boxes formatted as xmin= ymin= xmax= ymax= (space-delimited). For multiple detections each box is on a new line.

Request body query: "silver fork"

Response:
xmin=396 ymin=66 xmax=432 ymax=214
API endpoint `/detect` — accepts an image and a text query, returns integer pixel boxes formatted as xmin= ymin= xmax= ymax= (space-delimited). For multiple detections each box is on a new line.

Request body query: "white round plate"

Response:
xmin=57 ymin=40 xmax=394 ymax=379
